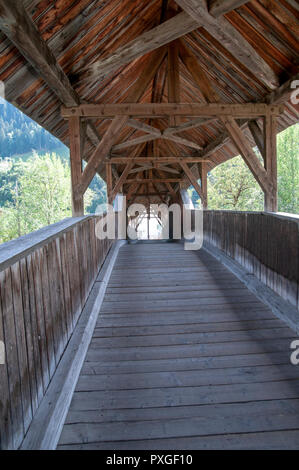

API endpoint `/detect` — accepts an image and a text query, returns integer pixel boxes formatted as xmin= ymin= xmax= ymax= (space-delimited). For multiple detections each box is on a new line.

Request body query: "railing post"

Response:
xmin=69 ymin=117 xmax=84 ymax=216
xmin=264 ymin=114 xmax=278 ymax=212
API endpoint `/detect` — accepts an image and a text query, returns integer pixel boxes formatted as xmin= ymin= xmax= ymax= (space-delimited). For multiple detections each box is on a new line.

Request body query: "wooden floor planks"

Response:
xmin=57 ymin=242 xmax=299 ymax=450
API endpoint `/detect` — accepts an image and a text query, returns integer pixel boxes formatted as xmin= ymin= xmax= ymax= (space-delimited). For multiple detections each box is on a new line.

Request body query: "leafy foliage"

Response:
xmin=277 ymin=124 xmax=299 ymax=214
xmin=189 ymin=124 xmax=298 ymax=214
xmin=0 ymin=153 xmax=98 ymax=243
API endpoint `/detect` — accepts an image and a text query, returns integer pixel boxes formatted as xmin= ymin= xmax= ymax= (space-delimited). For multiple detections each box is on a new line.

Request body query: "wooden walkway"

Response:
xmin=58 ymin=242 xmax=299 ymax=450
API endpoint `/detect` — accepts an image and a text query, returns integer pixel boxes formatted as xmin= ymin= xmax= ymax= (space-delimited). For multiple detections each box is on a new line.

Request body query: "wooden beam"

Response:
xmin=75 ymin=48 xmax=167 ymax=191
xmin=111 ymin=162 xmax=134 ymax=203
xmin=264 ymin=114 xmax=278 ymax=212
xmin=179 ymin=42 xmax=274 ymax=198
xmin=222 ymin=116 xmax=271 ymax=194
xmin=85 ymin=12 xmax=198 ymax=81
xmin=112 ymin=133 xmax=160 ymax=151
xmin=129 ymin=164 xmax=180 ymax=175
xmin=208 ymin=0 xmax=249 ymax=17
xmin=179 ymin=160 xmax=203 ymax=200
xmin=248 ymin=120 xmax=264 ymax=158
xmin=0 ymin=0 xmax=101 ymax=148
xmin=199 ymin=162 xmax=208 ymax=209
xmin=175 ymin=0 xmax=278 ymax=89
xmin=163 ymin=117 xmax=216 ymax=135
xmin=158 ymin=165 xmax=180 ymax=175
xmin=162 ymin=132 xmax=202 ymax=150
xmin=108 ymin=157 xmax=211 ymax=163
xmin=106 ymin=163 xmax=113 ymax=205
xmin=127 ymin=119 xmax=161 ymax=136
xmin=168 ymin=41 xmax=180 ymax=126
xmin=62 ymin=103 xmax=282 ymax=118
xmin=78 ymin=116 xmax=128 ymax=195
xmin=69 ymin=117 xmax=84 ymax=216
xmin=126 ymin=178 xmax=182 ymax=184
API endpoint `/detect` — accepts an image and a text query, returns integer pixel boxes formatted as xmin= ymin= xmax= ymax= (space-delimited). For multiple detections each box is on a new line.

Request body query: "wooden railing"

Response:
xmin=203 ymin=211 xmax=299 ymax=310
xmin=0 ymin=215 xmax=113 ymax=450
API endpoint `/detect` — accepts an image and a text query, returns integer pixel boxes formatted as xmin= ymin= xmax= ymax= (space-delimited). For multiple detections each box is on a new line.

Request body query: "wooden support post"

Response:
xmin=199 ymin=162 xmax=208 ymax=209
xmin=106 ymin=163 xmax=113 ymax=205
xmin=264 ymin=114 xmax=278 ymax=212
xmin=69 ymin=117 xmax=84 ymax=216
xmin=179 ymin=161 xmax=204 ymax=202
xmin=168 ymin=41 xmax=180 ymax=126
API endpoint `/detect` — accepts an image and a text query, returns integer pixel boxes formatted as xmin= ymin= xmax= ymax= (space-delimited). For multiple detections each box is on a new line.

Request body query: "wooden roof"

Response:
xmin=0 ymin=0 xmax=298 ymax=201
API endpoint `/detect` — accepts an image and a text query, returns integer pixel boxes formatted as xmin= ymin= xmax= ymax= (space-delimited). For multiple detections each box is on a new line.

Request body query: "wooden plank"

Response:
xmin=0 ymin=269 xmax=24 ymax=449
xmin=19 ymin=258 xmax=39 ymax=416
xmin=111 ymin=162 xmax=134 ymax=202
xmin=10 ymin=263 xmax=32 ymax=434
xmin=106 ymin=163 xmax=113 ymax=205
xmin=175 ymin=0 xmax=279 ymax=89
xmin=31 ymin=250 xmax=50 ymax=391
xmin=162 ymin=133 xmax=202 ymax=150
xmin=69 ymin=117 xmax=83 ymax=216
xmin=264 ymin=113 xmax=278 ymax=211
xmin=62 ymin=103 xmax=282 ymax=118
xmin=77 ymin=48 xmax=167 ymax=191
xmin=163 ymin=117 xmax=216 ymax=135
xmin=25 ymin=254 xmax=44 ymax=403
xmin=168 ymin=41 xmax=180 ymax=126
xmin=208 ymin=0 xmax=249 ymax=17
xmin=57 ymin=429 xmax=299 ymax=450
xmin=127 ymin=119 xmax=161 ymax=136
xmin=180 ymin=160 xmax=203 ymax=200
xmin=0 ymin=273 xmax=13 ymax=450
xmin=79 ymin=116 xmax=128 ymax=195
xmin=248 ymin=119 xmax=264 ymax=157
xmin=60 ymin=396 xmax=299 ymax=445
xmin=125 ymin=178 xmax=182 ymax=184
xmin=109 ymin=157 xmax=210 ymax=163
xmin=58 ymin=234 xmax=73 ymax=339
xmin=222 ymin=116 xmax=271 ymax=193
xmin=0 ymin=0 xmax=100 ymax=147
xmin=199 ymin=162 xmax=208 ymax=209
xmin=112 ymin=132 xmax=159 ymax=152
xmin=86 ymin=12 xmax=199 ymax=81
xmin=68 ymin=378 xmax=299 ymax=411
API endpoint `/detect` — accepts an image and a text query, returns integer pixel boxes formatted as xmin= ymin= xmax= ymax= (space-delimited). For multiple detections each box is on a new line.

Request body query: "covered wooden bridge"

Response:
xmin=0 ymin=0 xmax=299 ymax=450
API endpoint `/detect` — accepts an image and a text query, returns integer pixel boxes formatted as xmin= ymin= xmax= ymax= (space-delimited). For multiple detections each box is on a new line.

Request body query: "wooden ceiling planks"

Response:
xmin=0 ymin=0 xmax=297 ymax=198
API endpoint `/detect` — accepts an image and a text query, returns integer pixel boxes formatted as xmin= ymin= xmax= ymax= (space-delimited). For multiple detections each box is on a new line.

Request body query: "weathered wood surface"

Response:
xmin=0 ymin=0 xmax=297 ymax=191
xmin=0 ymin=216 xmax=113 ymax=449
xmin=203 ymin=211 xmax=299 ymax=310
xmin=58 ymin=242 xmax=299 ymax=450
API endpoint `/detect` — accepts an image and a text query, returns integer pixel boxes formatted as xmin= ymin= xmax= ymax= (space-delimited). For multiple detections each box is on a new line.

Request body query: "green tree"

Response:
xmin=189 ymin=123 xmax=298 ymax=214
xmin=206 ymin=156 xmax=264 ymax=211
xmin=277 ymin=124 xmax=299 ymax=214
xmin=0 ymin=153 xmax=95 ymax=242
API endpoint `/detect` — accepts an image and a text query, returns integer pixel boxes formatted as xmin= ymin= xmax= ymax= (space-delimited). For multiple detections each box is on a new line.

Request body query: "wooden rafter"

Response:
xmin=168 ymin=41 xmax=180 ymax=126
xmin=179 ymin=40 xmax=276 ymax=203
xmin=62 ymin=103 xmax=282 ymax=118
xmin=179 ymin=160 xmax=203 ymax=200
xmin=248 ymin=120 xmax=264 ymax=158
xmin=66 ymin=48 xmax=167 ymax=205
xmin=108 ymin=157 xmax=211 ymax=163
xmin=175 ymin=0 xmax=278 ymax=89
xmin=126 ymin=178 xmax=182 ymax=184
xmin=0 ymin=0 xmax=101 ymax=150
xmin=85 ymin=12 xmax=198 ymax=81
xmin=208 ymin=0 xmax=249 ymax=17
xmin=163 ymin=117 xmax=216 ymax=135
